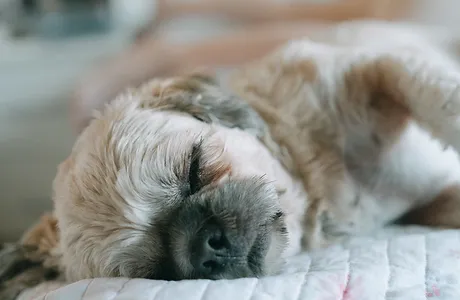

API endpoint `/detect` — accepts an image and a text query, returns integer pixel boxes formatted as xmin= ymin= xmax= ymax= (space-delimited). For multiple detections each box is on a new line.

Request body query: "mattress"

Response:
xmin=19 ymin=226 xmax=460 ymax=300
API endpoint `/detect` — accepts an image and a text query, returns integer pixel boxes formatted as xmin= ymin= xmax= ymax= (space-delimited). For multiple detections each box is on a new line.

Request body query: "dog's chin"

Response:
xmin=166 ymin=178 xmax=288 ymax=280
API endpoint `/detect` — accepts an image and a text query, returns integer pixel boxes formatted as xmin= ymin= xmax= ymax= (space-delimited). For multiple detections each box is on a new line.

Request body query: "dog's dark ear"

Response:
xmin=139 ymin=72 xmax=271 ymax=139
xmin=0 ymin=214 xmax=62 ymax=300
xmin=147 ymin=71 xmax=298 ymax=172
xmin=0 ymin=244 xmax=60 ymax=300
xmin=135 ymin=72 xmax=294 ymax=171
xmin=186 ymin=72 xmax=218 ymax=85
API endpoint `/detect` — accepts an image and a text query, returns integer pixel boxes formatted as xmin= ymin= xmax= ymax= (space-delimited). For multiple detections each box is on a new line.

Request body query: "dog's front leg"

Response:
xmin=342 ymin=50 xmax=460 ymax=229
xmin=359 ymin=51 xmax=460 ymax=154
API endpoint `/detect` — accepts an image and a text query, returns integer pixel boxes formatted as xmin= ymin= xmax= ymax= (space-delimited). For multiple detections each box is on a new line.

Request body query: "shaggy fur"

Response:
xmin=53 ymin=73 xmax=301 ymax=282
xmin=0 ymin=215 xmax=62 ymax=300
xmin=230 ymin=21 xmax=460 ymax=248
xmin=4 ymin=20 xmax=460 ymax=297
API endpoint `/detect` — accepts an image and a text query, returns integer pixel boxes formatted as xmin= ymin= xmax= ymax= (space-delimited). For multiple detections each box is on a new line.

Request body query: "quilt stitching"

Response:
xmin=196 ymin=281 xmax=211 ymax=300
xmin=245 ymin=279 xmax=259 ymax=300
xmin=43 ymin=289 xmax=49 ymax=300
xmin=148 ymin=281 xmax=169 ymax=300
xmin=82 ymin=279 xmax=95 ymax=300
xmin=424 ymin=236 xmax=428 ymax=300
xmin=383 ymin=240 xmax=391 ymax=300
xmin=111 ymin=278 xmax=131 ymax=300
xmin=293 ymin=252 xmax=313 ymax=300
xmin=340 ymin=249 xmax=351 ymax=300
xmin=293 ymin=271 xmax=308 ymax=300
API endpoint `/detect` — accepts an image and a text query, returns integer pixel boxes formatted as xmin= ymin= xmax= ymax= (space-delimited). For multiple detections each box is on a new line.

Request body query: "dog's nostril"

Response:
xmin=208 ymin=234 xmax=226 ymax=250
xmin=202 ymin=260 xmax=219 ymax=271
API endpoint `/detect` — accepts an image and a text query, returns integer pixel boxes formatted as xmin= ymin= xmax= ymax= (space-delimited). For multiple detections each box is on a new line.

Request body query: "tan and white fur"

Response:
xmin=55 ymin=21 xmax=460 ymax=279
xmin=230 ymin=21 xmax=460 ymax=248
xmin=4 ymin=21 xmax=460 ymax=294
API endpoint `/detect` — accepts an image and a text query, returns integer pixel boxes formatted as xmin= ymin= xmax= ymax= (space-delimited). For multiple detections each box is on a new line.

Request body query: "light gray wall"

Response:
xmin=0 ymin=34 xmax=128 ymax=242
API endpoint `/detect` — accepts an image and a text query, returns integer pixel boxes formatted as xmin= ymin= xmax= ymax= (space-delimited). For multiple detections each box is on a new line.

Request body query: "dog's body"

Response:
xmin=230 ymin=20 xmax=460 ymax=249
xmin=4 ymin=21 xmax=460 ymax=298
xmin=53 ymin=21 xmax=460 ymax=281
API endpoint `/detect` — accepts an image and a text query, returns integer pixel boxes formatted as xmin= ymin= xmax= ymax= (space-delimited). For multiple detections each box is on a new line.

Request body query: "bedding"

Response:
xmin=19 ymin=226 xmax=460 ymax=300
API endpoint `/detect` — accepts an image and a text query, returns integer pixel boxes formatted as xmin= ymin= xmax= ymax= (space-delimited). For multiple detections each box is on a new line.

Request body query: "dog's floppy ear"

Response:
xmin=132 ymin=71 xmax=295 ymax=172
xmin=134 ymin=71 xmax=277 ymax=142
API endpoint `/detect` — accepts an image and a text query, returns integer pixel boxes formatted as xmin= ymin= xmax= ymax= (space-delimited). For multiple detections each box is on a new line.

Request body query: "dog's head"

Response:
xmin=53 ymin=74 xmax=292 ymax=281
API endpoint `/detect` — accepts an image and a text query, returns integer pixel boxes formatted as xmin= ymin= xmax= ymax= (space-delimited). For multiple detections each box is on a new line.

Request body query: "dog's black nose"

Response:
xmin=192 ymin=223 xmax=235 ymax=277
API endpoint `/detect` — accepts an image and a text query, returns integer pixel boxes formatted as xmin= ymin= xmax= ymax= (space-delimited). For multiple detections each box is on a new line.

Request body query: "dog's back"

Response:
xmin=229 ymin=21 xmax=460 ymax=247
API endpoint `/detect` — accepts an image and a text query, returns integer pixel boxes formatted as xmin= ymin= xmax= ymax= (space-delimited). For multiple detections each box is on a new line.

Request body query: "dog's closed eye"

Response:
xmin=189 ymin=142 xmax=203 ymax=195
xmin=186 ymin=139 xmax=233 ymax=196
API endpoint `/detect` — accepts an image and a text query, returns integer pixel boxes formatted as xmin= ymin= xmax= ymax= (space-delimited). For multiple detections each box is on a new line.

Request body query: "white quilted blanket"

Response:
xmin=18 ymin=226 xmax=460 ymax=300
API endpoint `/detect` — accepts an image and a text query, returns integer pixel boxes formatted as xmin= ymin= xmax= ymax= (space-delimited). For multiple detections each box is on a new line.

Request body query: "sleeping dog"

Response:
xmin=3 ymin=21 xmax=460 ymax=297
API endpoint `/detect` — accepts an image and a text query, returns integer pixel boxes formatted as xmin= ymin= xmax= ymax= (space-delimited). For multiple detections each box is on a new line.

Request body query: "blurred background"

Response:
xmin=0 ymin=0 xmax=142 ymax=242
xmin=0 ymin=0 xmax=458 ymax=242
